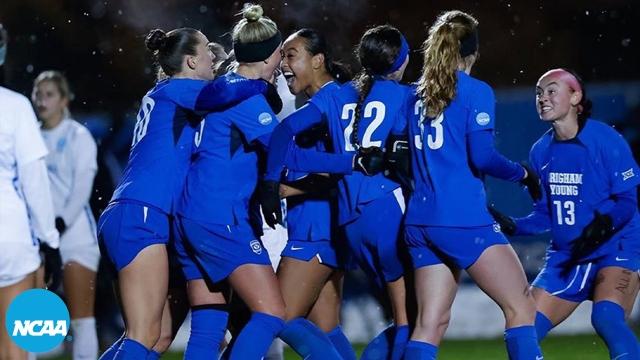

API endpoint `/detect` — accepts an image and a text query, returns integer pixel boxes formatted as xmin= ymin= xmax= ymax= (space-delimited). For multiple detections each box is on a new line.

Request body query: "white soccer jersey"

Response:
xmin=0 ymin=86 xmax=57 ymax=285
xmin=41 ymin=118 xmax=100 ymax=270
xmin=41 ymin=118 xmax=97 ymax=225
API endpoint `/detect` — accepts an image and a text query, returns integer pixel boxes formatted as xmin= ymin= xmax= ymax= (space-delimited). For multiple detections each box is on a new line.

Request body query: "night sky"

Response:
xmin=1 ymin=0 xmax=638 ymax=121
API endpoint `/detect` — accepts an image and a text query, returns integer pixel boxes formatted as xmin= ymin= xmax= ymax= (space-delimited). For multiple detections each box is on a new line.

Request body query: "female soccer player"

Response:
xmin=490 ymin=68 xmax=640 ymax=359
xmin=276 ymin=28 xmax=356 ymax=360
xmin=265 ymin=24 xmax=414 ymax=360
xmin=402 ymin=11 xmax=543 ymax=359
xmin=33 ymin=70 xmax=100 ymax=360
xmin=97 ymin=25 xmax=275 ymax=359
xmin=0 ymin=38 xmax=59 ymax=359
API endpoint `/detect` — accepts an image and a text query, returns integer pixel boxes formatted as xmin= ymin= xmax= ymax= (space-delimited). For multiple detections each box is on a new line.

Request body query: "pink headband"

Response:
xmin=538 ymin=68 xmax=582 ymax=93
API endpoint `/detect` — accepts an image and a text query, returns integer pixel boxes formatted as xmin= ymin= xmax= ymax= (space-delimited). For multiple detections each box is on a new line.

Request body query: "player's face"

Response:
xmin=536 ymin=77 xmax=575 ymax=122
xmin=260 ymin=43 xmax=283 ymax=83
xmin=32 ymin=80 xmax=68 ymax=122
xmin=281 ymin=35 xmax=313 ymax=95
xmin=192 ymin=32 xmax=216 ymax=81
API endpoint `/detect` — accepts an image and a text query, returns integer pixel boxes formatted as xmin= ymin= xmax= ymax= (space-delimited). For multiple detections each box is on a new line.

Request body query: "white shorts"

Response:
xmin=261 ymin=224 xmax=288 ymax=271
xmin=0 ymin=240 xmax=40 ymax=288
xmin=60 ymin=208 xmax=100 ymax=272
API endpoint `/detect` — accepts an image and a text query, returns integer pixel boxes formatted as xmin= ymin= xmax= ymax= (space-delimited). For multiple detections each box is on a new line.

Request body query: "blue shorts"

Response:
xmin=280 ymin=236 xmax=355 ymax=270
xmin=343 ymin=189 xmax=406 ymax=287
xmin=169 ymin=219 xmax=199 ymax=283
xmin=174 ymin=216 xmax=272 ymax=283
xmin=405 ymin=223 xmax=509 ymax=270
xmin=97 ymin=201 xmax=170 ymax=272
xmin=532 ymin=247 xmax=640 ymax=303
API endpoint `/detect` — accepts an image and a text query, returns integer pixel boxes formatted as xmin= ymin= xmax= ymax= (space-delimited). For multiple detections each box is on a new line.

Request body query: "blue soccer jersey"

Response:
xmin=111 ymin=77 xmax=268 ymax=214
xmin=285 ymin=82 xmax=339 ymax=242
xmin=177 ymin=73 xmax=278 ymax=227
xmin=277 ymin=80 xmax=412 ymax=225
xmin=405 ymin=71 xmax=498 ymax=227
xmin=524 ymin=119 xmax=640 ymax=257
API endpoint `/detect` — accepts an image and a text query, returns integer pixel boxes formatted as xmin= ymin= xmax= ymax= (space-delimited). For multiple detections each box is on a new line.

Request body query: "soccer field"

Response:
xmin=49 ymin=333 xmax=613 ymax=359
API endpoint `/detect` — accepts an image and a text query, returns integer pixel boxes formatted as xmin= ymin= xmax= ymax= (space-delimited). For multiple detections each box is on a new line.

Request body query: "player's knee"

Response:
xmin=416 ymin=310 xmax=450 ymax=339
xmin=502 ymin=295 xmax=536 ymax=325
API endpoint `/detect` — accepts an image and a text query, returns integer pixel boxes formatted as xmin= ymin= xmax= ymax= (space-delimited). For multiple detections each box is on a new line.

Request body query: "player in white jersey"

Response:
xmin=0 ymin=27 xmax=60 ymax=359
xmin=33 ymin=71 xmax=99 ymax=360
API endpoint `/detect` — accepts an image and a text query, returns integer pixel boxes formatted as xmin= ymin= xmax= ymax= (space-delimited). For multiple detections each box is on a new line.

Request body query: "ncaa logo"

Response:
xmin=5 ymin=289 xmax=70 ymax=352
xmin=476 ymin=112 xmax=491 ymax=126
xmin=250 ymin=240 xmax=263 ymax=255
xmin=258 ymin=112 xmax=273 ymax=126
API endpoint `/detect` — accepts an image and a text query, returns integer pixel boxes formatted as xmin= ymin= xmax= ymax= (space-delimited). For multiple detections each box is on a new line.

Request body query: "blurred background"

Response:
xmin=1 ymin=0 xmax=639 ymax=358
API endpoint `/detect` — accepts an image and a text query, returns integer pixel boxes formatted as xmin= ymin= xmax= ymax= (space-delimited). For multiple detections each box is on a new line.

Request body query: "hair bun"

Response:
xmin=242 ymin=4 xmax=264 ymax=22
xmin=145 ymin=29 xmax=168 ymax=51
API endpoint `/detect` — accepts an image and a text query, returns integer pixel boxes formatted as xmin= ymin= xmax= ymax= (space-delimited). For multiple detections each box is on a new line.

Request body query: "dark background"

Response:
xmin=1 ymin=0 xmax=639 ymax=348
xmin=1 ymin=0 xmax=639 ymax=120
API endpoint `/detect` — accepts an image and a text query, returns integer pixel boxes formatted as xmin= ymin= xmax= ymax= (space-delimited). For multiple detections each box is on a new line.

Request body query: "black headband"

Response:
xmin=459 ymin=28 xmax=479 ymax=57
xmin=233 ymin=31 xmax=282 ymax=63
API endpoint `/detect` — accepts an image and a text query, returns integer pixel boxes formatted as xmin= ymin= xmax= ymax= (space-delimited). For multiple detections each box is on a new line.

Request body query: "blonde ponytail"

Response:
xmin=417 ymin=10 xmax=479 ymax=118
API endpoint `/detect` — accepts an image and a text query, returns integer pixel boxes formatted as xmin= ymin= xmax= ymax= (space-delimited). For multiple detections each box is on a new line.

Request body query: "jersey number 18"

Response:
xmin=132 ymin=96 xmax=155 ymax=147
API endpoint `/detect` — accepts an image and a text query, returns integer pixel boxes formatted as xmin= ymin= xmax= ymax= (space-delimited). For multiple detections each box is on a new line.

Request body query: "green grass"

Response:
xmin=49 ymin=333 xmax=612 ymax=359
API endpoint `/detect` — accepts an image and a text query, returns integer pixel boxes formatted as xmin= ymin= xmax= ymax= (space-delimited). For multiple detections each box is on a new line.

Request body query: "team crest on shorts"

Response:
xmin=250 ymin=240 xmax=263 ymax=255
xmin=493 ymin=223 xmax=501 ymax=233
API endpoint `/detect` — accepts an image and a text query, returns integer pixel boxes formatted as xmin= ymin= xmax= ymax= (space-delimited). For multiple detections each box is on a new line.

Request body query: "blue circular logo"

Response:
xmin=5 ymin=289 xmax=70 ymax=352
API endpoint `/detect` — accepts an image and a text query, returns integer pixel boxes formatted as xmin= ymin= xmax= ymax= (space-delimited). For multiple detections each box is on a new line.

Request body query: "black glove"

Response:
xmin=559 ymin=211 xmax=614 ymax=275
xmin=384 ymin=134 xmax=412 ymax=189
xmin=487 ymin=205 xmax=517 ymax=236
xmin=40 ymin=242 xmax=63 ymax=291
xmin=55 ymin=217 xmax=67 ymax=235
xmin=258 ymin=180 xmax=282 ymax=229
xmin=262 ymin=80 xmax=283 ymax=114
xmin=283 ymin=174 xmax=335 ymax=195
xmin=519 ymin=163 xmax=542 ymax=201
xmin=295 ymin=124 xmax=328 ymax=148
xmin=354 ymin=147 xmax=385 ymax=176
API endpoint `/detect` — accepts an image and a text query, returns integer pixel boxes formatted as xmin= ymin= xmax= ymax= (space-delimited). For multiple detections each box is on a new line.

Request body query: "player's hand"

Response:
xmin=259 ymin=180 xmax=282 ymax=229
xmin=559 ymin=211 xmax=614 ymax=276
xmin=353 ymin=146 xmax=385 ymax=176
xmin=384 ymin=134 xmax=412 ymax=189
xmin=571 ymin=211 xmax=613 ymax=259
xmin=487 ymin=205 xmax=517 ymax=236
xmin=55 ymin=217 xmax=67 ymax=235
xmin=519 ymin=163 xmax=542 ymax=201
xmin=39 ymin=242 xmax=63 ymax=291
xmin=261 ymin=80 xmax=283 ymax=114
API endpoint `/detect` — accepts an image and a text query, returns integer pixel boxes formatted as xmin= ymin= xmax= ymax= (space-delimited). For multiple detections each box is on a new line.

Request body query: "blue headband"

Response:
xmin=383 ymin=34 xmax=409 ymax=75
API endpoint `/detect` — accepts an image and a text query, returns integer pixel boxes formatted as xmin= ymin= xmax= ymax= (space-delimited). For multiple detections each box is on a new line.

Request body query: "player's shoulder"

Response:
xmin=0 ymin=86 xmax=32 ymax=110
xmin=153 ymin=78 xmax=204 ymax=97
xmin=64 ymin=119 xmax=95 ymax=141
xmin=580 ymin=118 xmax=628 ymax=150
xmin=457 ymin=71 xmax=494 ymax=98
xmin=529 ymin=128 xmax=554 ymax=159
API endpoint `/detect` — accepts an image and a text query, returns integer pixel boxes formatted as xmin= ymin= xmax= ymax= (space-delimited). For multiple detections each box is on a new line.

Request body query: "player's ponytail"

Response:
xmin=294 ymin=28 xmax=352 ymax=84
xmin=145 ymin=27 xmax=201 ymax=79
xmin=418 ymin=10 xmax=479 ymax=118
xmin=351 ymin=25 xmax=406 ymax=148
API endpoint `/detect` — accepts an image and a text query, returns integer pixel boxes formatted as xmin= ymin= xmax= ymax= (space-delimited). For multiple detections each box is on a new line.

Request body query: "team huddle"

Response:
xmin=1 ymin=3 xmax=639 ymax=360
